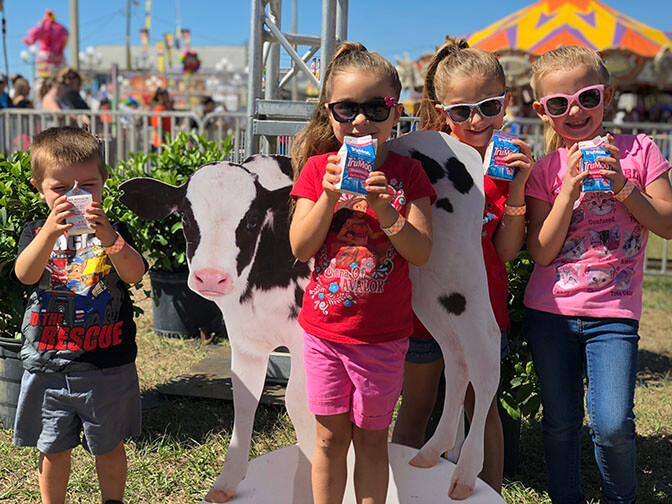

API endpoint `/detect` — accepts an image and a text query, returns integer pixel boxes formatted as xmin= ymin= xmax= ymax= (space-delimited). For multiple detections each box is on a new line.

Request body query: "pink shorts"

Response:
xmin=303 ymin=331 xmax=409 ymax=430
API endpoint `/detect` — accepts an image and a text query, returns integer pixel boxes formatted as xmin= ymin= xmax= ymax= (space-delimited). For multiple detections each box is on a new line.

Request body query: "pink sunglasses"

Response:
xmin=539 ymin=84 xmax=604 ymax=117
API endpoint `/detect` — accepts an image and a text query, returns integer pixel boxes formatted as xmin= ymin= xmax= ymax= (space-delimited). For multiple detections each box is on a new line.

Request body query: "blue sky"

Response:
xmin=6 ymin=0 xmax=672 ymax=78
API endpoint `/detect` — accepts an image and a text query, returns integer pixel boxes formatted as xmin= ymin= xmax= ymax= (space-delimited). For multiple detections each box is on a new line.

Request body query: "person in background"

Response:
xmin=57 ymin=67 xmax=89 ymax=110
xmin=12 ymin=77 xmax=34 ymax=108
xmin=150 ymin=88 xmax=173 ymax=151
xmin=0 ymin=74 xmax=12 ymax=109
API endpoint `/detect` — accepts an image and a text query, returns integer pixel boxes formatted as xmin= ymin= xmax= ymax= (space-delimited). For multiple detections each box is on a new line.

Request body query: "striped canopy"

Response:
xmin=466 ymin=0 xmax=672 ymax=58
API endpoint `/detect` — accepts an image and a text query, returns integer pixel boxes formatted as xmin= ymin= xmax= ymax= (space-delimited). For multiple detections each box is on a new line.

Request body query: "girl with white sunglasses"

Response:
xmin=392 ymin=35 xmax=534 ymax=497
xmin=525 ymin=45 xmax=672 ymax=504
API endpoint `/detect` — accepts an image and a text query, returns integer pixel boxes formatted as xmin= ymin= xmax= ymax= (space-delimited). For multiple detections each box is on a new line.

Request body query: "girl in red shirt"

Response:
xmin=391 ymin=36 xmax=533 ymax=494
xmin=290 ymin=42 xmax=436 ymax=504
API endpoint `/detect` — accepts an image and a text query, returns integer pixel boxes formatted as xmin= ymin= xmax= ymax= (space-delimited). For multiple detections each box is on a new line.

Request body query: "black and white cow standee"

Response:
xmin=120 ymin=130 xmax=500 ymax=502
xmin=387 ymin=130 xmax=501 ymax=500
xmin=120 ymin=155 xmax=316 ymax=504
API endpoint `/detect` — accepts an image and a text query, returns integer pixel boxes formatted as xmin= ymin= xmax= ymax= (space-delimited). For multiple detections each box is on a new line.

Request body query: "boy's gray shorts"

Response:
xmin=13 ymin=362 xmax=141 ymax=456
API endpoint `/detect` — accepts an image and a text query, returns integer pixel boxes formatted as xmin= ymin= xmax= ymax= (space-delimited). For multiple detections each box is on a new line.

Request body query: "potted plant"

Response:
xmin=108 ymin=132 xmax=234 ymax=340
xmin=0 ymin=151 xmax=48 ymax=425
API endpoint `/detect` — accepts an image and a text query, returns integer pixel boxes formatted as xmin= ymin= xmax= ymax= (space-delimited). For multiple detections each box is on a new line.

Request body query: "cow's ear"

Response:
xmin=120 ymin=177 xmax=186 ymax=221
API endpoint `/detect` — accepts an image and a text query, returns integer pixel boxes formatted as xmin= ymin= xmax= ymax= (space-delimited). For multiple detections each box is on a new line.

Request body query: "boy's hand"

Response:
xmin=42 ymin=195 xmax=74 ymax=239
xmin=85 ymin=202 xmax=116 ymax=246
xmin=365 ymin=171 xmax=392 ymax=214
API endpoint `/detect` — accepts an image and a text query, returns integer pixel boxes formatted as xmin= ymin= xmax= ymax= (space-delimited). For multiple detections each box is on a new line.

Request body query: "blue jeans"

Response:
xmin=524 ymin=309 xmax=639 ymax=504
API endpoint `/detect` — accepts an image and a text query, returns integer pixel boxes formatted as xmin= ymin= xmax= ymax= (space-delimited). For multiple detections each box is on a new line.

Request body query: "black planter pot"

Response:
xmin=149 ymin=270 xmax=225 ymax=340
xmin=0 ymin=337 xmax=23 ymax=428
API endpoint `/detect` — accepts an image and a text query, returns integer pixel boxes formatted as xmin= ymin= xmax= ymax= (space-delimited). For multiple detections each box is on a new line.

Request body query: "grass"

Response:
xmin=1 ymin=277 xmax=671 ymax=503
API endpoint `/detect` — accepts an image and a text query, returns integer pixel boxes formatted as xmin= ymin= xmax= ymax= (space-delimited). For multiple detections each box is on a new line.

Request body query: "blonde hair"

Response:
xmin=290 ymin=41 xmax=402 ymax=180
xmin=30 ymin=126 xmax=107 ymax=186
xmin=419 ymin=35 xmax=505 ymax=133
xmin=531 ymin=45 xmax=611 ymax=153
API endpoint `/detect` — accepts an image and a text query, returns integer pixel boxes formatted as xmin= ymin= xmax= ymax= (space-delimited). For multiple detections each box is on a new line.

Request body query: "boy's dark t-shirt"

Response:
xmin=17 ymin=220 xmax=141 ymax=373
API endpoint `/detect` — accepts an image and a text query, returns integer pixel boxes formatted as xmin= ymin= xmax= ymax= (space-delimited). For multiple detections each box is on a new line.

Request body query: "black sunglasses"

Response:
xmin=327 ymin=99 xmax=394 ymax=123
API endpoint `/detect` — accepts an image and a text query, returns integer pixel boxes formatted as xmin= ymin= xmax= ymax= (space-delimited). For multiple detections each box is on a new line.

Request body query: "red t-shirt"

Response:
xmin=291 ymin=151 xmax=437 ymax=345
xmin=413 ymin=175 xmax=510 ymax=338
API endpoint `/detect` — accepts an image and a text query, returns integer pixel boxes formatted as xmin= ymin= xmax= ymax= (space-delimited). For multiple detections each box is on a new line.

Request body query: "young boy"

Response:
xmin=13 ymin=126 xmax=147 ymax=504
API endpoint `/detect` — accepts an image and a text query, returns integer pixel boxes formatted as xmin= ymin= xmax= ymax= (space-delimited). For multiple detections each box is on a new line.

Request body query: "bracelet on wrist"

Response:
xmin=381 ymin=213 xmax=406 ymax=236
xmin=504 ymin=204 xmax=526 ymax=216
xmin=614 ymin=179 xmax=636 ymax=203
xmin=103 ymin=232 xmax=126 ymax=255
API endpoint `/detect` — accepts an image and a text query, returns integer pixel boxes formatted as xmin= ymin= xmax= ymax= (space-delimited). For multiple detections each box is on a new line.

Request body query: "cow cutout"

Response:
xmin=120 ymin=131 xmax=500 ymax=502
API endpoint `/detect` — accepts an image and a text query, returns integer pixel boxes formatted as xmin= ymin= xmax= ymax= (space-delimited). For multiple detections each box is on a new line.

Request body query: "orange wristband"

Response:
xmin=104 ymin=232 xmax=125 ymax=255
xmin=614 ymin=179 xmax=635 ymax=202
xmin=382 ymin=213 xmax=406 ymax=236
xmin=504 ymin=204 xmax=526 ymax=216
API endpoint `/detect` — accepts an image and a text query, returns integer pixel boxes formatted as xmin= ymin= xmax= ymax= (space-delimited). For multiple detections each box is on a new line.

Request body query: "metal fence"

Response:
xmin=2 ymin=109 xmax=670 ymax=276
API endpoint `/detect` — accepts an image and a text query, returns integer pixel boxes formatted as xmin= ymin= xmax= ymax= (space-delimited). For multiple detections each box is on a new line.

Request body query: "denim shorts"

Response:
xmin=405 ymin=331 xmax=510 ymax=364
xmin=13 ymin=362 xmax=141 ymax=455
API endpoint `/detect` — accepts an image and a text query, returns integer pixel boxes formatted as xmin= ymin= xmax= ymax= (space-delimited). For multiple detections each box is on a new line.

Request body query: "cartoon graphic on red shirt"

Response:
xmin=309 ymin=183 xmax=407 ymax=315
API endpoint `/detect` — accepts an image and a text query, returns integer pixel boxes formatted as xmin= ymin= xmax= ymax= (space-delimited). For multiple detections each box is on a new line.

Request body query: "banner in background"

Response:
xmin=156 ymin=41 xmax=165 ymax=74
xmin=164 ymin=33 xmax=174 ymax=67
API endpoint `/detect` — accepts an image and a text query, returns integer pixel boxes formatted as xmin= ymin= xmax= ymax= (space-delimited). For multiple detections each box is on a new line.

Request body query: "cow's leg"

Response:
xmin=448 ymin=316 xmax=500 ymax=500
xmin=203 ymin=343 xmax=270 ymax=503
xmin=285 ymin=336 xmax=315 ymax=503
xmin=409 ymin=326 xmax=469 ymax=469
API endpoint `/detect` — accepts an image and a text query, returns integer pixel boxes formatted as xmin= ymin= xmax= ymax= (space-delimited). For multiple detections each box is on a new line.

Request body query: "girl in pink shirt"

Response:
xmin=525 ymin=45 xmax=672 ymax=504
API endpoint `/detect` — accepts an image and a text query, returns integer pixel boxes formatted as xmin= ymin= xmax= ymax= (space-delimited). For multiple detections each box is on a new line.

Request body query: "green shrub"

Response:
xmin=0 ymin=151 xmax=48 ymax=338
xmin=500 ymin=249 xmax=540 ymax=420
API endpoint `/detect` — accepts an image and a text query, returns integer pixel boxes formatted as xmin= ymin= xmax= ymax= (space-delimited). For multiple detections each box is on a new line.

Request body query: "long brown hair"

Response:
xmin=419 ymin=35 xmax=505 ymax=133
xmin=531 ymin=45 xmax=611 ymax=154
xmin=290 ymin=41 xmax=401 ymax=181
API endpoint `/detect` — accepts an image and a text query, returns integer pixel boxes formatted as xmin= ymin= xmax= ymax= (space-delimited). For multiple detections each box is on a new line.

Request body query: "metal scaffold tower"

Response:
xmin=246 ymin=0 xmax=348 ymax=157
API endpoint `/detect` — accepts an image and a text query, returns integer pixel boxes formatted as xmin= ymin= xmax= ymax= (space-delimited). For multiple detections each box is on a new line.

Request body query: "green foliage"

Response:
xmin=0 ymin=133 xmax=232 ymax=337
xmin=0 ymin=151 xmax=48 ymax=338
xmin=108 ymin=132 xmax=233 ymax=273
xmin=500 ymin=249 xmax=541 ymax=420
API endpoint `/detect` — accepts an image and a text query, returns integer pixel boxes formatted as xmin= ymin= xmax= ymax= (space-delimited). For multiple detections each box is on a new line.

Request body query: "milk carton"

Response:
xmin=65 ymin=181 xmax=94 ymax=235
xmin=334 ymin=135 xmax=376 ymax=196
xmin=579 ymin=136 xmax=612 ymax=192
xmin=484 ymin=130 xmax=519 ymax=181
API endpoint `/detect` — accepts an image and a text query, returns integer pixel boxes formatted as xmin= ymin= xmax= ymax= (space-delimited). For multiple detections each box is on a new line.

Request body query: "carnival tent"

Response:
xmin=466 ymin=0 xmax=671 ymax=57
xmin=463 ymin=0 xmax=672 ymax=90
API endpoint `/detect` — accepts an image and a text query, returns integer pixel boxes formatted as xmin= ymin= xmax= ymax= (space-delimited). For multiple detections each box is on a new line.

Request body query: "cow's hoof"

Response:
xmin=408 ymin=451 xmax=438 ymax=468
xmin=202 ymin=489 xmax=234 ymax=503
xmin=448 ymin=480 xmax=474 ymax=501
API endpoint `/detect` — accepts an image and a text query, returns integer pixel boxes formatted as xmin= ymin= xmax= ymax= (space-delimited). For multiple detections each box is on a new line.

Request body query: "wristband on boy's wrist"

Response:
xmin=504 ymin=203 xmax=526 ymax=216
xmin=614 ymin=179 xmax=636 ymax=202
xmin=103 ymin=232 xmax=125 ymax=255
xmin=381 ymin=213 xmax=406 ymax=236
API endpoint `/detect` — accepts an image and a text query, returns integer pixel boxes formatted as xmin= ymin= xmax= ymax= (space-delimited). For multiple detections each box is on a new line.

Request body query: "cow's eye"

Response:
xmin=246 ymin=211 xmax=259 ymax=230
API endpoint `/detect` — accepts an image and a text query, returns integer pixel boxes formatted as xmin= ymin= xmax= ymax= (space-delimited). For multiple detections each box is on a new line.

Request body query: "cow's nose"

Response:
xmin=192 ymin=269 xmax=233 ymax=296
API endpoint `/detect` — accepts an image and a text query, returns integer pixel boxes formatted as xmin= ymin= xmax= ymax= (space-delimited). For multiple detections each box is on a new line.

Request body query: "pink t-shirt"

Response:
xmin=524 ymin=134 xmax=670 ymax=321
xmin=291 ymin=151 xmax=437 ymax=344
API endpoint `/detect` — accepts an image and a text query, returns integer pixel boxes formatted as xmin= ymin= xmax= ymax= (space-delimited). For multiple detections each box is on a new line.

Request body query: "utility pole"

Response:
xmin=70 ymin=0 xmax=79 ymax=70
xmin=126 ymin=0 xmax=132 ymax=69
xmin=291 ymin=0 xmax=297 ymax=101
